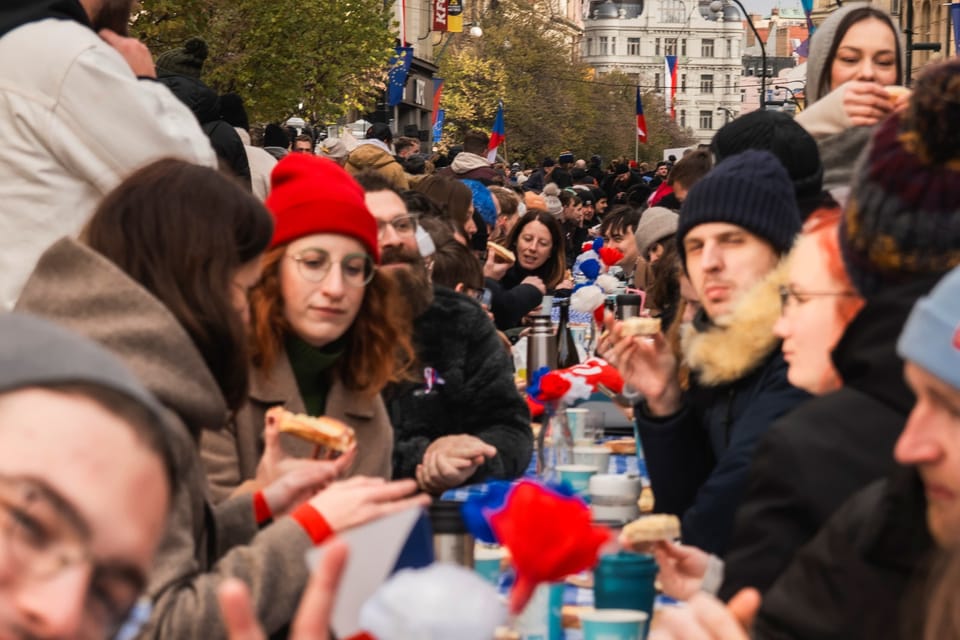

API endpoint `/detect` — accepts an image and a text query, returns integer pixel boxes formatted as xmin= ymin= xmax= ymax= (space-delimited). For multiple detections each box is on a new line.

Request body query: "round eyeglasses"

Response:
xmin=289 ymin=249 xmax=375 ymax=287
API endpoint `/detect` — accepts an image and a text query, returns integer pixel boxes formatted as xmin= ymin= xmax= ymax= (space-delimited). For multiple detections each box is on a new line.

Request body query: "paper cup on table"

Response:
xmin=473 ymin=543 xmax=506 ymax=585
xmin=557 ymin=464 xmax=597 ymax=497
xmin=580 ymin=609 xmax=648 ymax=640
xmin=573 ymin=445 xmax=611 ymax=474
xmin=589 ymin=474 xmax=642 ymax=523
xmin=566 ymin=408 xmax=590 ymax=441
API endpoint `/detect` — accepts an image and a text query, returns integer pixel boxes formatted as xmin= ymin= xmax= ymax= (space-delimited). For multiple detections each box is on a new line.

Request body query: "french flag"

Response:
xmin=636 ymin=88 xmax=647 ymax=144
xmin=664 ymin=55 xmax=678 ymax=121
xmin=487 ymin=100 xmax=505 ymax=163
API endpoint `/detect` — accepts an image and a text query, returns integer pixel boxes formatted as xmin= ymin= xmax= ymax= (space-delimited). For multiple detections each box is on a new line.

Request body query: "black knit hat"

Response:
xmin=678 ymin=149 xmax=801 ymax=268
xmin=711 ymin=110 xmax=823 ymax=219
xmin=156 ymin=37 xmax=208 ymax=79
xmin=840 ymin=58 xmax=960 ymax=298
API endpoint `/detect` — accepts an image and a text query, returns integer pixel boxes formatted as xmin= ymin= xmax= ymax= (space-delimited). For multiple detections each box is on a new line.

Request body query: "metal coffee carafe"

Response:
xmin=526 ymin=295 xmax=557 ymax=384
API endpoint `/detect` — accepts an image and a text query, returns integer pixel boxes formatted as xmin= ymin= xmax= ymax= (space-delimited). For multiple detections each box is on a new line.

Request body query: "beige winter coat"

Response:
xmin=202 ymin=349 xmax=393 ymax=503
xmin=16 ymin=238 xmax=316 ymax=638
xmin=345 ymin=141 xmax=409 ymax=190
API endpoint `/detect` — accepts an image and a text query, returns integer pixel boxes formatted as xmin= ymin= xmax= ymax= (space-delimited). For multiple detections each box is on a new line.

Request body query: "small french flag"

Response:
xmin=487 ymin=100 xmax=505 ymax=163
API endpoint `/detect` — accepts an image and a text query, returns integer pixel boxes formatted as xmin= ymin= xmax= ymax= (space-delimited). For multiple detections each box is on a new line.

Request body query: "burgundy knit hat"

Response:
xmin=265 ymin=154 xmax=380 ymax=262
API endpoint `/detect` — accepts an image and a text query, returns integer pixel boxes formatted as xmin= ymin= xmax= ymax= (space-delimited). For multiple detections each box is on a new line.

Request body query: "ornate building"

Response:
xmin=581 ymin=0 xmax=745 ymax=144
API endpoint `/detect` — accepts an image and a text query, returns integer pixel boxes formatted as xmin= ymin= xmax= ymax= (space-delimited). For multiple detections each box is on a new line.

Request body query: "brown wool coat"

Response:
xmin=202 ymin=350 xmax=393 ymax=503
xmin=16 ymin=238 xmax=315 ymax=638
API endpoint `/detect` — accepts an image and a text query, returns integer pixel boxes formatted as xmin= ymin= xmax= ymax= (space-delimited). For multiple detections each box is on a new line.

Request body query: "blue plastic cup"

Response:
xmin=581 ymin=609 xmax=649 ymax=640
xmin=593 ymin=552 xmax=658 ymax=620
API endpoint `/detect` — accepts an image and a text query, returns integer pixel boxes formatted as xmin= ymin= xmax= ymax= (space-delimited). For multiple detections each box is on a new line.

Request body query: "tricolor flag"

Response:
xmin=664 ymin=55 xmax=678 ymax=121
xmin=432 ymin=78 xmax=445 ymax=125
xmin=487 ymin=100 xmax=505 ymax=163
xmin=636 ymin=88 xmax=647 ymax=144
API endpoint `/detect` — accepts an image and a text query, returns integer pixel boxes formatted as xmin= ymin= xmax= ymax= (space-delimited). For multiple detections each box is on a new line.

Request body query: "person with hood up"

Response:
xmin=437 ymin=130 xmax=504 ymax=186
xmin=220 ymin=92 xmax=277 ymax=201
xmin=0 ymin=0 xmax=216 ymax=312
xmin=793 ymin=3 xmax=906 ymax=198
xmin=345 ymin=122 xmax=409 ymax=190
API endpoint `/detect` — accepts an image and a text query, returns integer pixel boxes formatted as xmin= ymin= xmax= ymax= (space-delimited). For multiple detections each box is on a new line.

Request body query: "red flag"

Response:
xmin=636 ymin=88 xmax=647 ymax=144
xmin=486 ymin=100 xmax=505 ymax=163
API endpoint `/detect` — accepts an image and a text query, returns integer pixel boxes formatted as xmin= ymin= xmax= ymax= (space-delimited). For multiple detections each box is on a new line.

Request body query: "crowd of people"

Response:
xmin=0 ymin=0 xmax=959 ymax=639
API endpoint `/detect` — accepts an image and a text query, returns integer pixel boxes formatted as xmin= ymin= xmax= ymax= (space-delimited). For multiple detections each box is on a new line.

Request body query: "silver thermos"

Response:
xmin=429 ymin=501 xmax=474 ymax=567
xmin=526 ymin=295 xmax=557 ymax=384
xmin=616 ymin=293 xmax=643 ymax=320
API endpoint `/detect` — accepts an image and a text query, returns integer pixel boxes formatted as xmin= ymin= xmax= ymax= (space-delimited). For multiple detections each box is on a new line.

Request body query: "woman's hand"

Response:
xmin=651 ymin=541 xmax=711 ymax=601
xmin=416 ymin=435 xmax=497 ymax=494
xmin=520 ymin=276 xmax=546 ymax=294
xmin=307 ymin=477 xmax=430 ymax=532
xmin=842 ymin=80 xmax=895 ymax=127
xmin=257 ymin=415 xmax=355 ymax=516
xmin=219 ymin=540 xmax=348 ymax=640
xmin=484 ymin=250 xmax=511 ymax=280
xmin=648 ymin=589 xmax=760 ymax=640
xmin=601 ymin=312 xmax=681 ymax=416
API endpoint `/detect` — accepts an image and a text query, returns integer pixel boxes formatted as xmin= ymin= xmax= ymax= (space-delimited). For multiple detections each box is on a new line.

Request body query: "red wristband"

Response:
xmin=253 ymin=491 xmax=273 ymax=525
xmin=291 ymin=503 xmax=334 ymax=544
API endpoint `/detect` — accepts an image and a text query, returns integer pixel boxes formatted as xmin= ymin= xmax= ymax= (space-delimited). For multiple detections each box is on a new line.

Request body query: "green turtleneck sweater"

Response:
xmin=285 ymin=334 xmax=345 ymax=416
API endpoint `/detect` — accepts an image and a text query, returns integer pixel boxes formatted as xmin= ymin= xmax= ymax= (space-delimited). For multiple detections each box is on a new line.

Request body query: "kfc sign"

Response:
xmin=433 ymin=0 xmax=449 ymax=31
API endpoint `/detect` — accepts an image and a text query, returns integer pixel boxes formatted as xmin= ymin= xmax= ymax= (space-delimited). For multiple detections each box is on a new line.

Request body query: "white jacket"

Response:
xmin=0 ymin=19 xmax=216 ymax=309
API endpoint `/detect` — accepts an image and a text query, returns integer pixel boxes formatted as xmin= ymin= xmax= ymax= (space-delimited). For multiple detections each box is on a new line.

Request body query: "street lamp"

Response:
xmin=710 ymin=0 xmax=766 ymax=110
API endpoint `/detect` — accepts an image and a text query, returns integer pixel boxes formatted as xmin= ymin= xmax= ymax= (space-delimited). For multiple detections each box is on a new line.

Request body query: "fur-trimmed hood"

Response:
xmin=681 ymin=259 xmax=789 ymax=386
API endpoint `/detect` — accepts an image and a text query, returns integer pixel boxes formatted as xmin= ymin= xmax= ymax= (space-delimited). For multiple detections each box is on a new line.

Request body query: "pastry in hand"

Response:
xmin=621 ymin=316 xmax=661 ymax=337
xmin=621 ymin=514 xmax=681 ymax=544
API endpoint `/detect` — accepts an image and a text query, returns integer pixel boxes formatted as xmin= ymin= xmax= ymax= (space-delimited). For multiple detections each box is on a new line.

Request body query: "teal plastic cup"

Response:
xmin=473 ymin=543 xmax=505 ymax=585
xmin=593 ymin=552 xmax=658 ymax=621
xmin=581 ymin=609 xmax=649 ymax=640
xmin=557 ymin=464 xmax=597 ymax=498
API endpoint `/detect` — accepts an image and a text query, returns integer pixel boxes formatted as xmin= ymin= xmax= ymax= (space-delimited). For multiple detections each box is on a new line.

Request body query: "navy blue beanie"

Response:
xmin=677 ymin=149 xmax=801 ymax=268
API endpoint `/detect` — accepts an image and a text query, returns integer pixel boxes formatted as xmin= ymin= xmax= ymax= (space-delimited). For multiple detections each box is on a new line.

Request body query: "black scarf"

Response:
xmin=0 ymin=0 xmax=90 ymax=39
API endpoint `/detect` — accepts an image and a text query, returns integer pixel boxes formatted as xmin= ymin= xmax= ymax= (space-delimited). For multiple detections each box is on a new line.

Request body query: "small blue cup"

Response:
xmin=581 ymin=609 xmax=649 ymax=640
xmin=593 ymin=552 xmax=658 ymax=622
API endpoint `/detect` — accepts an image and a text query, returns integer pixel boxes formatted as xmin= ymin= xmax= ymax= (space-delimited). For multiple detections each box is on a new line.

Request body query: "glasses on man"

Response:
xmin=376 ymin=214 xmax=418 ymax=239
xmin=467 ymin=287 xmax=493 ymax=308
xmin=289 ymin=249 xmax=375 ymax=287
xmin=778 ymin=285 xmax=858 ymax=315
xmin=0 ymin=474 xmax=147 ymax=638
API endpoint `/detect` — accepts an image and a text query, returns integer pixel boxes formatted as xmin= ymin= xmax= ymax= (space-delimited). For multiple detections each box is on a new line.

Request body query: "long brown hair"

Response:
xmin=505 ymin=209 xmax=567 ymax=289
xmin=249 ymin=244 xmax=415 ymax=395
xmin=83 ymin=159 xmax=273 ymax=416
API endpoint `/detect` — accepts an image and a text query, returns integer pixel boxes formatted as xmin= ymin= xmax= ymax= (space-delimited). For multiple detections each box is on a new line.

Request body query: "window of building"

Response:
xmin=655 ymin=38 xmax=661 ymax=56
xmin=727 ymin=39 xmax=733 ymax=57
xmin=599 ymin=36 xmax=609 ymax=55
xmin=701 ymin=39 xmax=714 ymax=57
xmin=681 ymin=38 xmax=687 ymax=56
xmin=725 ymin=74 xmax=731 ymax=90
xmin=699 ymin=110 xmax=714 ymax=129
xmin=700 ymin=74 xmax=714 ymax=94
xmin=654 ymin=72 xmax=661 ymax=92
xmin=660 ymin=0 xmax=686 ymax=23
xmin=680 ymin=73 xmax=687 ymax=91
xmin=627 ymin=37 xmax=641 ymax=56
xmin=680 ymin=109 xmax=686 ymax=127
xmin=586 ymin=38 xmax=593 ymax=56
xmin=611 ymin=37 xmax=617 ymax=54
xmin=665 ymin=37 xmax=678 ymax=56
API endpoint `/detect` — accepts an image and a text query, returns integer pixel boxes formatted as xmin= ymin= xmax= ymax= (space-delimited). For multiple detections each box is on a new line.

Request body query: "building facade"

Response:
xmin=581 ymin=0 xmax=745 ymax=144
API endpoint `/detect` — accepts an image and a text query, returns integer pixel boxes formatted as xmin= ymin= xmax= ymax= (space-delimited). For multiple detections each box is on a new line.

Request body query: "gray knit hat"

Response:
xmin=898 ymin=265 xmax=960 ymax=390
xmin=156 ymin=37 xmax=209 ymax=79
xmin=678 ymin=150 xmax=801 ymax=268
xmin=0 ymin=313 xmax=167 ymax=424
xmin=634 ymin=207 xmax=679 ymax=258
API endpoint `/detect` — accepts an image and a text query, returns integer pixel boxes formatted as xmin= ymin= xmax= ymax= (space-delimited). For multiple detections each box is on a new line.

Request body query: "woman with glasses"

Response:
xmin=202 ymin=154 xmax=416 ymax=502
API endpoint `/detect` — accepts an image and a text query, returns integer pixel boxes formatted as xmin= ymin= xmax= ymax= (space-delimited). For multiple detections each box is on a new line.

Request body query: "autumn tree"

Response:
xmin=437 ymin=0 xmax=694 ymax=164
xmin=134 ymin=0 xmax=396 ymax=123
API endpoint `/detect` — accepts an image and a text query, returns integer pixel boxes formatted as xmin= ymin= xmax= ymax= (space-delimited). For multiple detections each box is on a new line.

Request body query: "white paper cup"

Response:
xmin=566 ymin=408 xmax=590 ymax=441
xmin=557 ymin=463 xmax=597 ymax=496
xmin=589 ymin=474 xmax=643 ymax=523
xmin=573 ymin=445 xmax=612 ymax=474
xmin=581 ymin=609 xmax=649 ymax=640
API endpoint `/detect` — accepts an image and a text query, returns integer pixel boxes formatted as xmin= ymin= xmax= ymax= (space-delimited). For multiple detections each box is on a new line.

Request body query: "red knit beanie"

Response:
xmin=265 ymin=154 xmax=380 ymax=262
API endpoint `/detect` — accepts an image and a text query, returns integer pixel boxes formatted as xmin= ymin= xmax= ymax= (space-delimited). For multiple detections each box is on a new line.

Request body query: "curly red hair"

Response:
xmin=249 ymin=244 xmax=415 ymax=395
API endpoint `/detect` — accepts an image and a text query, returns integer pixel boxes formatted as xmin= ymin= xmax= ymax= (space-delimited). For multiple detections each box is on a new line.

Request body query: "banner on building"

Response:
xmin=432 ymin=109 xmax=446 ymax=144
xmin=487 ymin=101 xmax=505 ymax=162
xmin=952 ymin=3 xmax=960 ymax=55
xmin=433 ymin=0 xmax=449 ymax=32
xmin=664 ymin=56 xmax=678 ymax=121
xmin=386 ymin=46 xmax=414 ymax=108
xmin=636 ymin=88 xmax=647 ymax=144
xmin=432 ymin=78 xmax=445 ymax=124
xmin=447 ymin=0 xmax=463 ymax=33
